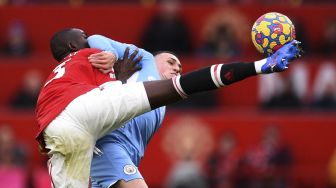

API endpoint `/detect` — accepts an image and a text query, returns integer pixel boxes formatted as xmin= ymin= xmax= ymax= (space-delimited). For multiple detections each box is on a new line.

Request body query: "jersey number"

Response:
xmin=44 ymin=59 xmax=69 ymax=87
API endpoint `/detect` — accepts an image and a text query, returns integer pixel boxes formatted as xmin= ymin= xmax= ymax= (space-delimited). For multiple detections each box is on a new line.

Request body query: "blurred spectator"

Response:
xmin=141 ymin=0 xmax=193 ymax=55
xmin=311 ymin=83 xmax=336 ymax=109
xmin=163 ymin=117 xmax=213 ymax=188
xmin=291 ymin=18 xmax=310 ymax=55
xmin=1 ymin=21 xmax=31 ymax=57
xmin=166 ymin=153 xmax=208 ymax=188
xmin=262 ymin=76 xmax=303 ymax=109
xmin=214 ymin=0 xmax=303 ymax=5
xmin=82 ymin=0 xmax=139 ymax=4
xmin=9 ymin=0 xmax=33 ymax=5
xmin=207 ymin=132 xmax=240 ymax=188
xmin=320 ymin=19 xmax=336 ymax=57
xmin=0 ymin=124 xmax=27 ymax=167
xmin=244 ymin=125 xmax=293 ymax=188
xmin=258 ymin=0 xmax=302 ymax=6
xmin=0 ymin=0 xmax=38 ymax=5
xmin=10 ymin=70 xmax=43 ymax=109
xmin=304 ymin=0 xmax=336 ymax=4
xmin=198 ymin=8 xmax=248 ymax=59
xmin=259 ymin=63 xmax=308 ymax=109
xmin=0 ymin=124 xmax=28 ymax=188
xmin=68 ymin=0 xmax=84 ymax=6
xmin=258 ymin=73 xmax=285 ymax=108
xmin=198 ymin=23 xmax=239 ymax=59
xmin=311 ymin=63 xmax=336 ymax=110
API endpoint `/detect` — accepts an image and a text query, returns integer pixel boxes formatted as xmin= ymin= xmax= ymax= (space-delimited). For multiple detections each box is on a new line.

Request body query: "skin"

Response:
xmin=112 ymin=48 xmax=143 ymax=83
xmin=66 ymin=28 xmax=117 ymax=73
xmin=112 ymin=53 xmax=181 ymax=188
xmin=154 ymin=52 xmax=182 ymax=79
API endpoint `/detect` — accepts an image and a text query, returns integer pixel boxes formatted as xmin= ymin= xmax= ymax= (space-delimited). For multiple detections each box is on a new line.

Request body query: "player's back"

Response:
xmin=36 ymin=48 xmax=113 ymax=138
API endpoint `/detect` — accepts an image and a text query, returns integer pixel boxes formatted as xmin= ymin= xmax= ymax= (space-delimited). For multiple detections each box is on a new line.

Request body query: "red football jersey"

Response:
xmin=36 ymin=48 xmax=115 ymax=139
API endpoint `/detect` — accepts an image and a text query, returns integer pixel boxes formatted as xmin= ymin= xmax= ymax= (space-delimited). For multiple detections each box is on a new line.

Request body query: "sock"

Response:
xmin=172 ymin=62 xmax=257 ymax=98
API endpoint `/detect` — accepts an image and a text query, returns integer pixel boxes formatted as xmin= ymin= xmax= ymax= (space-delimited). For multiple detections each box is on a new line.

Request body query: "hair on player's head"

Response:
xmin=153 ymin=51 xmax=178 ymax=57
xmin=50 ymin=28 xmax=77 ymax=62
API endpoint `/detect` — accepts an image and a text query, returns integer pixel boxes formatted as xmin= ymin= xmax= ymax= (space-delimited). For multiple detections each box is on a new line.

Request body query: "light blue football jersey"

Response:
xmin=88 ymin=35 xmax=165 ymax=187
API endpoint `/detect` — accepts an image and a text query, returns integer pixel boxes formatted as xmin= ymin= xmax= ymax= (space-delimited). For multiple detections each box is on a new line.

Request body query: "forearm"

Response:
xmin=88 ymin=35 xmax=119 ymax=59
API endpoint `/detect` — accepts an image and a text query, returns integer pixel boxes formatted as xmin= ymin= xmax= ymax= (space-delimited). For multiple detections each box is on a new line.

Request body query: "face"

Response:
xmin=69 ymin=28 xmax=89 ymax=50
xmin=155 ymin=52 xmax=182 ymax=80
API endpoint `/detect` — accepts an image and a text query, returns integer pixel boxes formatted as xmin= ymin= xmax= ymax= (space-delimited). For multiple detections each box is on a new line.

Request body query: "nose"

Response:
xmin=173 ymin=65 xmax=180 ymax=73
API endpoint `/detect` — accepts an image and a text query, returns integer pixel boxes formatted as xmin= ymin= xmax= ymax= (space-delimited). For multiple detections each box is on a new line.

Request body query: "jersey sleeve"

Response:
xmin=88 ymin=34 xmax=143 ymax=61
xmin=88 ymin=35 xmax=119 ymax=59
xmin=87 ymin=35 xmax=159 ymax=83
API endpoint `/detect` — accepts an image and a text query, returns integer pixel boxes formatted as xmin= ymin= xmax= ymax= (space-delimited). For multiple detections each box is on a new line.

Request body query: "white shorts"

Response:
xmin=43 ymin=81 xmax=150 ymax=188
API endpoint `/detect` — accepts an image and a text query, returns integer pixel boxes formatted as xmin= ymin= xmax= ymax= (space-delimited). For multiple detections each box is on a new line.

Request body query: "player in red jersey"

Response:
xmin=36 ymin=29 xmax=144 ymax=188
xmin=36 ymin=28 xmax=302 ymax=188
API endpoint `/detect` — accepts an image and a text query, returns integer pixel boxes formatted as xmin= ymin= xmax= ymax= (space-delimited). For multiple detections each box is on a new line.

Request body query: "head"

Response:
xmin=7 ymin=21 xmax=27 ymax=46
xmin=262 ymin=124 xmax=280 ymax=148
xmin=154 ymin=51 xmax=182 ymax=80
xmin=219 ymin=132 xmax=236 ymax=154
xmin=50 ymin=28 xmax=89 ymax=62
xmin=0 ymin=124 xmax=15 ymax=151
xmin=160 ymin=0 xmax=180 ymax=21
xmin=22 ymin=69 xmax=43 ymax=95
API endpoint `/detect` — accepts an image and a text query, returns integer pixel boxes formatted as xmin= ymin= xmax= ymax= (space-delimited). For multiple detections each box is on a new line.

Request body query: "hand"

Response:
xmin=88 ymin=51 xmax=117 ymax=74
xmin=114 ymin=47 xmax=143 ymax=83
xmin=261 ymin=40 xmax=303 ymax=73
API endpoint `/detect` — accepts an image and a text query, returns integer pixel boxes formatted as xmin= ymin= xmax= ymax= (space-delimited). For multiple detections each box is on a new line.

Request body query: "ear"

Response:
xmin=68 ymin=42 xmax=78 ymax=52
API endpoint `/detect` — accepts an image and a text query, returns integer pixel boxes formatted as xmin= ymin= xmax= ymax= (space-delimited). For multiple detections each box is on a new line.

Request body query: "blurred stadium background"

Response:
xmin=0 ymin=0 xmax=335 ymax=188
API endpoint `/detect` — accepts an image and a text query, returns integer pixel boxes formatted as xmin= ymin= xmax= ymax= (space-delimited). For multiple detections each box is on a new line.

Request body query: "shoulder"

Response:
xmin=88 ymin=34 xmax=113 ymax=44
xmin=65 ymin=48 xmax=102 ymax=63
xmin=77 ymin=48 xmax=102 ymax=56
xmin=65 ymin=49 xmax=100 ymax=70
xmin=88 ymin=34 xmax=107 ymax=40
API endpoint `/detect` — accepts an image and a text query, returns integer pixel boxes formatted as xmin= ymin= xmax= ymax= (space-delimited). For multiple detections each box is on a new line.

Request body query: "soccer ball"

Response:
xmin=251 ymin=12 xmax=296 ymax=55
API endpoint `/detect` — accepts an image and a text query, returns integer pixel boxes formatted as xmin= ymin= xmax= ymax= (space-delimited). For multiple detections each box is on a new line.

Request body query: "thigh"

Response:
xmin=91 ymin=144 xmax=143 ymax=188
xmin=44 ymin=118 xmax=95 ymax=188
xmin=65 ymin=82 xmax=151 ymax=139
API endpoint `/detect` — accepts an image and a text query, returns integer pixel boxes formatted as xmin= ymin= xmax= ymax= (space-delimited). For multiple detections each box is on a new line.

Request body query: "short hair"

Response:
xmin=153 ymin=51 xmax=178 ymax=58
xmin=50 ymin=28 xmax=75 ymax=62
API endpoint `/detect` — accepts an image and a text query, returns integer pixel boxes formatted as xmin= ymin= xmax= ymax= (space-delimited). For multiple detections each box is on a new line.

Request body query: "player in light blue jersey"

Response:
xmin=88 ymin=35 xmax=182 ymax=188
